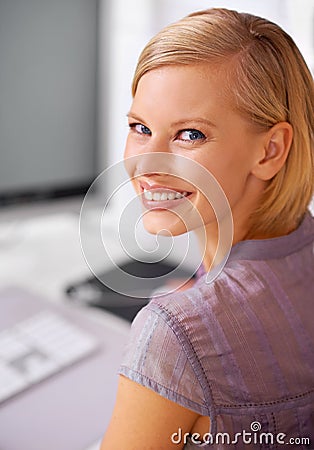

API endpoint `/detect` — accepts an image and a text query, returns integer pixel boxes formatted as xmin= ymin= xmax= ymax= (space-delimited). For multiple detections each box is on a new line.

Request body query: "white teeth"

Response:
xmin=143 ymin=188 xmax=188 ymax=201
xmin=152 ymin=192 xmax=161 ymax=201
xmin=145 ymin=191 xmax=153 ymax=200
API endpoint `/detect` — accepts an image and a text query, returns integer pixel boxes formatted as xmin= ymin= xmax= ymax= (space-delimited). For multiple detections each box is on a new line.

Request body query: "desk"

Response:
xmin=0 ymin=198 xmax=131 ymax=450
xmin=0 ymin=197 xmax=126 ymax=301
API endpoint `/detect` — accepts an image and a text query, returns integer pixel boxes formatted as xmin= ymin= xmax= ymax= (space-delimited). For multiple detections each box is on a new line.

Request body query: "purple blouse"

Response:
xmin=119 ymin=213 xmax=314 ymax=449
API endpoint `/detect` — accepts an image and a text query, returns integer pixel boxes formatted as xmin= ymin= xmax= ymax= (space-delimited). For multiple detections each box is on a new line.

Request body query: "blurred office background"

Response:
xmin=0 ymin=2 xmax=313 ymax=449
xmin=1 ymin=0 xmax=313 ymax=209
xmin=0 ymin=0 xmax=313 ymax=294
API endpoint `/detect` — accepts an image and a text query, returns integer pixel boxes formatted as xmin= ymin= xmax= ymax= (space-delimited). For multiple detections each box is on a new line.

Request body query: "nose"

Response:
xmin=124 ymin=132 xmax=172 ymax=178
xmin=138 ymin=133 xmax=170 ymax=155
xmin=125 ymin=151 xmax=175 ymax=179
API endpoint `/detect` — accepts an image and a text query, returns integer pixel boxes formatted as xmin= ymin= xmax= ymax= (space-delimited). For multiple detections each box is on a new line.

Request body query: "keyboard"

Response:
xmin=0 ymin=310 xmax=99 ymax=404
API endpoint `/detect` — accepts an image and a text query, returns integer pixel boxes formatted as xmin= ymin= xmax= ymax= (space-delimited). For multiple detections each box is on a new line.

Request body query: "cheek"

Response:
xmin=124 ymin=135 xmax=134 ymax=159
xmin=194 ymin=192 xmax=216 ymax=226
xmin=194 ymin=152 xmax=249 ymax=207
xmin=124 ymin=132 xmax=149 ymax=158
xmin=124 ymin=136 xmax=141 ymax=182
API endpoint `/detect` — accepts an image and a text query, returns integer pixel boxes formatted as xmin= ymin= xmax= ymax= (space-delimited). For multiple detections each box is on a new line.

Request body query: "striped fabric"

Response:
xmin=120 ymin=213 xmax=314 ymax=449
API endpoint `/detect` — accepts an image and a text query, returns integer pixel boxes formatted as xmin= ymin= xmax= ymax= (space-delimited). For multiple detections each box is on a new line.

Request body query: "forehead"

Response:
xmin=132 ymin=63 xmax=232 ymax=118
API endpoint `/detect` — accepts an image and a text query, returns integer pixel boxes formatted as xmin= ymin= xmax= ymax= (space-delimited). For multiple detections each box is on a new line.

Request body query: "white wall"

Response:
xmin=151 ymin=0 xmax=289 ymax=32
xmin=287 ymin=0 xmax=314 ymax=72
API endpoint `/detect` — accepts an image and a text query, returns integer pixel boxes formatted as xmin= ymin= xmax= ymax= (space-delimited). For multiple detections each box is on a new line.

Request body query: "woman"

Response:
xmin=101 ymin=8 xmax=314 ymax=449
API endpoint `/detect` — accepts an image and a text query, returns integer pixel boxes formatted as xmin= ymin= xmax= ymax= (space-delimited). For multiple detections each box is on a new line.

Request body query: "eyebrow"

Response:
xmin=126 ymin=112 xmax=147 ymax=123
xmin=126 ymin=112 xmax=217 ymax=129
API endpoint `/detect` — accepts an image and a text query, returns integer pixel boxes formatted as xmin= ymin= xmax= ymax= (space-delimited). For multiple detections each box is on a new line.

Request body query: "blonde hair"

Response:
xmin=132 ymin=8 xmax=314 ymax=238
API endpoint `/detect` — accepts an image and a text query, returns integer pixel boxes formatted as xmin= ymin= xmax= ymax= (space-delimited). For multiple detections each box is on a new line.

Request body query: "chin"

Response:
xmin=142 ymin=210 xmax=188 ymax=236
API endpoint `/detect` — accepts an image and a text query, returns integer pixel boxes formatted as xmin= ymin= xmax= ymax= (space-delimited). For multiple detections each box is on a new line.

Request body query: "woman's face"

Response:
xmin=125 ymin=64 xmax=265 ymax=236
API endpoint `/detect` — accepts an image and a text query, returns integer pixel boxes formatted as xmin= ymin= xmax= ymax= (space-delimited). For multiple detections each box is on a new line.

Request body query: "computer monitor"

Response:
xmin=0 ymin=0 xmax=99 ymax=206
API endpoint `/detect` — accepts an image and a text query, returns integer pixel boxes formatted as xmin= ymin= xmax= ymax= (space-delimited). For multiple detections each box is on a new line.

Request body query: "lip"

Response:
xmin=139 ymin=180 xmax=191 ymax=194
xmin=138 ymin=180 xmax=193 ymax=210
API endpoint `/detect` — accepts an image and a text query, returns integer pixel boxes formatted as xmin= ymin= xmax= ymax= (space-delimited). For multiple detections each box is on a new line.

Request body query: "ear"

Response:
xmin=251 ymin=122 xmax=293 ymax=181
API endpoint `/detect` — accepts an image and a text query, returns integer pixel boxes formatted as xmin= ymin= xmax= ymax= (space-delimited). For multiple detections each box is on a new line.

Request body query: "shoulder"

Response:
xmin=143 ymin=211 xmax=314 ymax=333
xmin=146 ymin=260 xmax=267 ymax=331
xmin=120 ymin=291 xmax=209 ymax=415
xmin=147 ymin=255 xmax=314 ymax=386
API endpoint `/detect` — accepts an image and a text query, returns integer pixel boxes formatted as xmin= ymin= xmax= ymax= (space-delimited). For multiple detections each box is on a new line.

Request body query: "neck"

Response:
xmin=196 ymin=176 xmax=267 ymax=272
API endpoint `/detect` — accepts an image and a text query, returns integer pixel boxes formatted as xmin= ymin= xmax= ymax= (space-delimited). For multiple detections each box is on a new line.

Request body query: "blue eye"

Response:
xmin=129 ymin=123 xmax=152 ymax=135
xmin=179 ymin=129 xmax=206 ymax=142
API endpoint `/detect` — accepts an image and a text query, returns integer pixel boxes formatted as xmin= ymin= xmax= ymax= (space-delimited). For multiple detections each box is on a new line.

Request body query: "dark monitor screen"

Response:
xmin=0 ymin=0 xmax=99 ymax=206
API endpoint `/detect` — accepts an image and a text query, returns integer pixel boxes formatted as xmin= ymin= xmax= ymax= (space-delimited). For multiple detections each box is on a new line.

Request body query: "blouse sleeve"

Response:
xmin=119 ymin=303 xmax=208 ymax=416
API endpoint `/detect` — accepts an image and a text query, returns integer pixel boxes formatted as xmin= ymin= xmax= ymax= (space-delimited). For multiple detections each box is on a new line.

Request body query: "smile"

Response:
xmin=143 ymin=188 xmax=189 ymax=201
